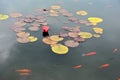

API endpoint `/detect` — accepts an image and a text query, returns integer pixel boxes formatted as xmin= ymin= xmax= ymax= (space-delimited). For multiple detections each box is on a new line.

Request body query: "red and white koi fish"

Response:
xmin=82 ymin=52 xmax=96 ymax=56
xmin=73 ymin=65 xmax=82 ymax=69
xmin=99 ymin=63 xmax=110 ymax=69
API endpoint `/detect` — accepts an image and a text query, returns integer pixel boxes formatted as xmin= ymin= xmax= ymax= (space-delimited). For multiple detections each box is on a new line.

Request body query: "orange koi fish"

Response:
xmin=73 ymin=65 xmax=82 ymax=69
xmin=16 ymin=69 xmax=31 ymax=73
xmin=117 ymin=78 xmax=120 ymax=80
xmin=82 ymin=52 xmax=96 ymax=56
xmin=113 ymin=48 xmax=118 ymax=53
xmin=99 ymin=64 xmax=110 ymax=69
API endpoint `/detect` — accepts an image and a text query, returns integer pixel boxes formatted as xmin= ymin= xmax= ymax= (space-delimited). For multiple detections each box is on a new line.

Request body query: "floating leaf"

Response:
xmin=42 ymin=37 xmax=57 ymax=45
xmin=93 ymin=34 xmax=101 ymax=38
xmin=78 ymin=32 xmax=92 ymax=38
xmin=74 ymin=37 xmax=85 ymax=42
xmin=88 ymin=17 xmax=103 ymax=23
xmin=17 ymin=37 xmax=30 ymax=43
xmin=76 ymin=10 xmax=87 ymax=16
xmin=63 ymin=13 xmax=73 ymax=17
xmin=62 ymin=26 xmax=72 ymax=31
xmin=64 ymin=40 xmax=79 ymax=47
xmin=10 ymin=12 xmax=22 ymax=18
xmin=28 ymin=36 xmax=38 ymax=42
xmin=16 ymin=32 xmax=30 ymax=38
xmin=28 ymin=27 xmax=40 ymax=31
xmin=51 ymin=44 xmax=68 ymax=54
xmin=0 ymin=14 xmax=9 ymax=20
xmin=93 ymin=27 xmax=103 ymax=34
xmin=59 ymin=32 xmax=68 ymax=37
xmin=72 ymin=26 xmax=80 ymax=32
xmin=68 ymin=32 xmax=78 ymax=38
xmin=49 ymin=35 xmax=64 ymax=42
xmin=50 ymin=13 xmax=59 ymax=16
xmin=51 ymin=5 xmax=61 ymax=10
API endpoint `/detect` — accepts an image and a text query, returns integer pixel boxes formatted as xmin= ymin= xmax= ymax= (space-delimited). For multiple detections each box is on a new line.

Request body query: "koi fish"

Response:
xmin=113 ymin=48 xmax=118 ymax=53
xmin=99 ymin=64 xmax=110 ymax=69
xmin=73 ymin=65 xmax=82 ymax=69
xmin=82 ymin=52 xmax=96 ymax=56
xmin=16 ymin=69 xmax=31 ymax=73
xmin=117 ymin=78 xmax=120 ymax=80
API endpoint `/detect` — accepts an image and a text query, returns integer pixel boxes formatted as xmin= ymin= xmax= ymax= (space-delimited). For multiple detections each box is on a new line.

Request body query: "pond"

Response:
xmin=0 ymin=0 xmax=120 ymax=80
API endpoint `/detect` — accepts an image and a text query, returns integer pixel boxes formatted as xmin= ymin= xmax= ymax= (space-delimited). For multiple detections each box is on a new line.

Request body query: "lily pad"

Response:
xmin=93 ymin=34 xmax=101 ymax=38
xmin=78 ymin=32 xmax=92 ymax=38
xmin=59 ymin=32 xmax=68 ymax=37
xmin=10 ymin=12 xmax=22 ymax=18
xmin=76 ymin=10 xmax=87 ymax=16
xmin=16 ymin=32 xmax=30 ymax=37
xmin=42 ymin=37 xmax=57 ymax=45
xmin=88 ymin=17 xmax=103 ymax=23
xmin=49 ymin=35 xmax=64 ymax=42
xmin=51 ymin=44 xmax=68 ymax=54
xmin=51 ymin=6 xmax=61 ymax=10
xmin=17 ymin=37 xmax=30 ymax=43
xmin=68 ymin=32 xmax=78 ymax=38
xmin=28 ymin=27 xmax=40 ymax=31
xmin=0 ymin=14 xmax=9 ymax=20
xmin=93 ymin=27 xmax=103 ymax=34
xmin=64 ymin=40 xmax=79 ymax=47
xmin=28 ymin=36 xmax=38 ymax=42
xmin=74 ymin=37 xmax=85 ymax=42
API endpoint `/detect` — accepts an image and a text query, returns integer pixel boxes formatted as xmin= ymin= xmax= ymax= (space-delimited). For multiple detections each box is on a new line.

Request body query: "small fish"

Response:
xmin=16 ymin=69 xmax=31 ymax=73
xmin=99 ymin=64 xmax=110 ymax=69
xmin=113 ymin=48 xmax=118 ymax=53
xmin=73 ymin=65 xmax=82 ymax=69
xmin=117 ymin=78 xmax=120 ymax=80
xmin=82 ymin=52 xmax=96 ymax=56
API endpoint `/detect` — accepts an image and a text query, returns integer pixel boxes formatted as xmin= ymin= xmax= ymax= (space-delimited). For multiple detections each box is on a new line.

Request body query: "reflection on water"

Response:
xmin=0 ymin=0 xmax=120 ymax=80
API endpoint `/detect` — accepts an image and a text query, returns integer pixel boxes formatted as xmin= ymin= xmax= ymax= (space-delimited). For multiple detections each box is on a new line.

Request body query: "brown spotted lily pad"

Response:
xmin=68 ymin=32 xmax=78 ymax=38
xmin=42 ymin=37 xmax=57 ymax=45
xmin=64 ymin=40 xmax=79 ymax=47
xmin=17 ymin=37 xmax=30 ymax=43
xmin=16 ymin=32 xmax=30 ymax=38
xmin=49 ymin=35 xmax=64 ymax=42
xmin=78 ymin=32 xmax=92 ymax=39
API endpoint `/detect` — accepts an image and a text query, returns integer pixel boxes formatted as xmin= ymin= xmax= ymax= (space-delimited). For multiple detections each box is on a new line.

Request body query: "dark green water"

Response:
xmin=0 ymin=0 xmax=120 ymax=80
